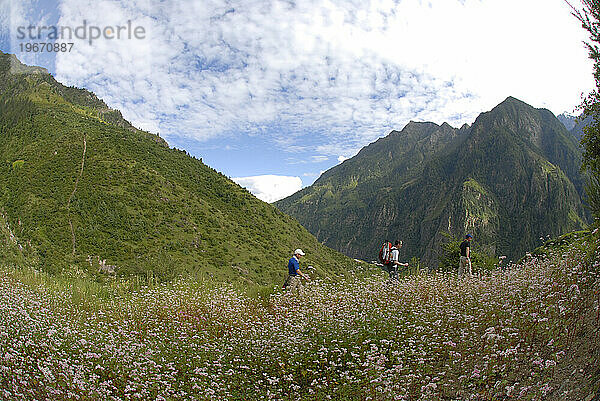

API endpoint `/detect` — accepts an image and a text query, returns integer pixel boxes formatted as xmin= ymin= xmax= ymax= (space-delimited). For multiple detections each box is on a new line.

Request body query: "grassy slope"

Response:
xmin=0 ymin=228 xmax=598 ymax=400
xmin=0 ymin=52 xmax=357 ymax=285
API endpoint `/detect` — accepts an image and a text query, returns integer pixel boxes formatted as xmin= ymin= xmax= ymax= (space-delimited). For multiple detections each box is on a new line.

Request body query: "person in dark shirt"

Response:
xmin=459 ymin=234 xmax=472 ymax=277
xmin=283 ymin=248 xmax=310 ymax=290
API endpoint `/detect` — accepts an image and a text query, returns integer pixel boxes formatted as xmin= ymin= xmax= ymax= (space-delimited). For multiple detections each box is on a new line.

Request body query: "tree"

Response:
xmin=570 ymin=0 xmax=600 ymax=223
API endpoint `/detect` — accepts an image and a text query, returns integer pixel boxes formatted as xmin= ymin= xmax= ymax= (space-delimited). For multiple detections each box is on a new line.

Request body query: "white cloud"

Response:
xmin=51 ymin=0 xmax=594 ymax=156
xmin=232 ymin=175 xmax=303 ymax=203
xmin=1 ymin=0 xmax=55 ymax=67
xmin=311 ymin=155 xmax=329 ymax=163
xmin=337 ymin=155 xmax=349 ymax=163
xmin=0 ymin=1 xmax=10 ymax=35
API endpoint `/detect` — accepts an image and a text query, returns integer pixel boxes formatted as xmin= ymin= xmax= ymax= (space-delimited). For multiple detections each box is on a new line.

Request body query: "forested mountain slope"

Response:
xmin=277 ymin=97 xmax=588 ymax=265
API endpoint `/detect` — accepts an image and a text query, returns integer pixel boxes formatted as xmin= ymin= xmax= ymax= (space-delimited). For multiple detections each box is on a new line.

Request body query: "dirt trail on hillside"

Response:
xmin=67 ymin=134 xmax=87 ymax=256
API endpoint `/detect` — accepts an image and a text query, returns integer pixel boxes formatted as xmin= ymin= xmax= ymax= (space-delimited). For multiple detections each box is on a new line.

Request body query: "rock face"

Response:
xmin=276 ymin=97 xmax=588 ymax=266
xmin=0 ymin=52 xmax=352 ymax=284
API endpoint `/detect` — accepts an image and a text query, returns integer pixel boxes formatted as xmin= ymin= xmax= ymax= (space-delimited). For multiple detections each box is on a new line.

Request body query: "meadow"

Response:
xmin=0 ymin=231 xmax=598 ymax=400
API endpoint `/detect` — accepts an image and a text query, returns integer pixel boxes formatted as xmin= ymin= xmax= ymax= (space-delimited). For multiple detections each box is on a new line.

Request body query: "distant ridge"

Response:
xmin=557 ymin=112 xmax=596 ymax=143
xmin=557 ymin=113 xmax=577 ymax=131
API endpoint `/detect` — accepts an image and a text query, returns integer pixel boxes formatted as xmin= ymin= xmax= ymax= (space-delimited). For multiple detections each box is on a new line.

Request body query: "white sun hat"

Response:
xmin=294 ymin=249 xmax=305 ymax=256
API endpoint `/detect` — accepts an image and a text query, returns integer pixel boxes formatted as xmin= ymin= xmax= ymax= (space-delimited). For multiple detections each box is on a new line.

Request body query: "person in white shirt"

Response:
xmin=389 ymin=240 xmax=408 ymax=280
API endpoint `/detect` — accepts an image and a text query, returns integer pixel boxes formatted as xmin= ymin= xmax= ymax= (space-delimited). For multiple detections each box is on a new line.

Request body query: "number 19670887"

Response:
xmin=20 ymin=42 xmax=74 ymax=52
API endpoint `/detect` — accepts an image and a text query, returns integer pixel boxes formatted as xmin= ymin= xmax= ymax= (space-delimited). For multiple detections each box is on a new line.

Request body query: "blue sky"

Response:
xmin=0 ymin=0 xmax=595 ymax=202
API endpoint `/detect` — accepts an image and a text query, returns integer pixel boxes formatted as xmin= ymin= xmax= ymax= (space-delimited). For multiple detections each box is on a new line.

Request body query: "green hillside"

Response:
xmin=0 ymin=51 xmax=355 ymax=284
xmin=276 ymin=97 xmax=588 ymax=266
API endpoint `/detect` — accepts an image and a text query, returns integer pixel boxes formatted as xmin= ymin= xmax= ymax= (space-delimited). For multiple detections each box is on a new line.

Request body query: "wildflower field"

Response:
xmin=0 ymin=232 xmax=599 ymax=400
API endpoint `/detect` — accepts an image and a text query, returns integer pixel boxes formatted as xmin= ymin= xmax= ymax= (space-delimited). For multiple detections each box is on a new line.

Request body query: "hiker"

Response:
xmin=459 ymin=234 xmax=473 ymax=277
xmin=283 ymin=249 xmax=310 ymax=290
xmin=388 ymin=240 xmax=409 ymax=280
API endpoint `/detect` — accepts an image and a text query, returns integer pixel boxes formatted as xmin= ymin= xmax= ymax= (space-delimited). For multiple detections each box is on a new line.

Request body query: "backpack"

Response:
xmin=378 ymin=241 xmax=392 ymax=264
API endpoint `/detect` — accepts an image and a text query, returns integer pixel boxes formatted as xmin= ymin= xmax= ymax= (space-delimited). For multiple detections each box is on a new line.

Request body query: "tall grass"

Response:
xmin=0 ymin=231 xmax=598 ymax=400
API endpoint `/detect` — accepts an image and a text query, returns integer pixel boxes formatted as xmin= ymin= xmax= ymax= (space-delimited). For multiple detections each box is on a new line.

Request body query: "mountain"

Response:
xmin=558 ymin=112 xmax=593 ymax=143
xmin=557 ymin=113 xmax=578 ymax=131
xmin=0 ymin=51 xmax=353 ymax=284
xmin=276 ymin=97 xmax=588 ymax=266
xmin=571 ymin=114 xmax=593 ymax=142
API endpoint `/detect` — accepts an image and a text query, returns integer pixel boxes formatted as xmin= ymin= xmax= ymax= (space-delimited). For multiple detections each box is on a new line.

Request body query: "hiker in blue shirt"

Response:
xmin=283 ymin=248 xmax=310 ymax=290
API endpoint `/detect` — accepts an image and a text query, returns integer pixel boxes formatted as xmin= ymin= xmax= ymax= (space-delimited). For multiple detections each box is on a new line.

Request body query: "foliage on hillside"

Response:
xmin=0 ymin=51 xmax=356 ymax=284
xmin=528 ymin=229 xmax=592 ymax=260
xmin=437 ymin=233 xmax=499 ymax=273
xmin=571 ymin=1 xmax=600 ymax=223
xmin=0 ymin=229 xmax=598 ymax=400
xmin=276 ymin=97 xmax=587 ymax=267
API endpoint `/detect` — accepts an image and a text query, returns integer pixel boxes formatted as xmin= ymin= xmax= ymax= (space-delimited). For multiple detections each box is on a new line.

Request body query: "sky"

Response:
xmin=0 ymin=0 xmax=595 ymax=202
